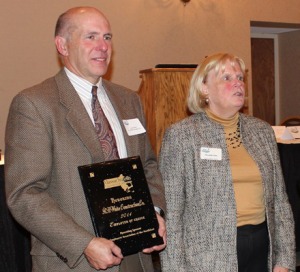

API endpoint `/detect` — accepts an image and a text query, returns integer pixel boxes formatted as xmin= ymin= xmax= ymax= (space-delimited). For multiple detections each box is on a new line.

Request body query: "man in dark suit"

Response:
xmin=5 ymin=6 xmax=166 ymax=272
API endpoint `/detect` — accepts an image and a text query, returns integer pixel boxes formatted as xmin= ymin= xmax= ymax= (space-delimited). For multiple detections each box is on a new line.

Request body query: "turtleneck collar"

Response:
xmin=205 ymin=108 xmax=239 ymax=128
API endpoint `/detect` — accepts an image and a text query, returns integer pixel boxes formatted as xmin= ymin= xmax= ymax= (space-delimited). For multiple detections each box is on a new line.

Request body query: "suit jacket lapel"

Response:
xmin=55 ymin=70 xmax=105 ymax=163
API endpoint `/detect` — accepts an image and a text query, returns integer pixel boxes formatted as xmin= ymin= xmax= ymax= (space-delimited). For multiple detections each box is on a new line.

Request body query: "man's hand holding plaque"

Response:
xmin=142 ymin=212 xmax=166 ymax=254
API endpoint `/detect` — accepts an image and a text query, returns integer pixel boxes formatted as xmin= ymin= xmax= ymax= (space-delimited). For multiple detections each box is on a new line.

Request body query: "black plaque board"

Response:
xmin=78 ymin=156 xmax=163 ymax=256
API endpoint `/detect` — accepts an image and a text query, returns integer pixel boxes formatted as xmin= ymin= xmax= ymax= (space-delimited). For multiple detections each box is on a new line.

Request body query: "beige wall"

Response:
xmin=278 ymin=30 xmax=300 ymax=121
xmin=1 ymin=0 xmax=300 ymax=152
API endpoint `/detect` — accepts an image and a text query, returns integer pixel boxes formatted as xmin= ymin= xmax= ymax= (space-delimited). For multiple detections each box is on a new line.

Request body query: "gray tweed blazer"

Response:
xmin=5 ymin=69 xmax=165 ymax=272
xmin=159 ymin=112 xmax=295 ymax=272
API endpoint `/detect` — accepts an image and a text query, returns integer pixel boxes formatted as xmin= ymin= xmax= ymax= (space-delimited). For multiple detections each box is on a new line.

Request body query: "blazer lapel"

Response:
xmin=55 ymin=70 xmax=105 ymax=163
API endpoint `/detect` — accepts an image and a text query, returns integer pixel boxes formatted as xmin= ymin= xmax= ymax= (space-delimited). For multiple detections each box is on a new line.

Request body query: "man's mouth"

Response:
xmin=92 ymin=57 xmax=106 ymax=62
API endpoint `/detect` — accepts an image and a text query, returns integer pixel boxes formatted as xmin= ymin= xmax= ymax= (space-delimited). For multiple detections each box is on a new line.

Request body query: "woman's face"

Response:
xmin=203 ymin=59 xmax=245 ymax=118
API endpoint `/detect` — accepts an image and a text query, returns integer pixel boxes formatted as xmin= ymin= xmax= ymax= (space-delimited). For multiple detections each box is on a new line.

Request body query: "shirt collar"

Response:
xmin=64 ymin=67 xmax=102 ymax=97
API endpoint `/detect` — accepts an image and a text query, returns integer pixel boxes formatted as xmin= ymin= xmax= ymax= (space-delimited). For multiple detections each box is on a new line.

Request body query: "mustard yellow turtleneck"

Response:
xmin=206 ymin=109 xmax=265 ymax=227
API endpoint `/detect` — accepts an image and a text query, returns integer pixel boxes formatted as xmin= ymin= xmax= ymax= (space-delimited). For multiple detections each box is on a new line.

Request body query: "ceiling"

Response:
xmin=251 ymin=27 xmax=300 ymax=34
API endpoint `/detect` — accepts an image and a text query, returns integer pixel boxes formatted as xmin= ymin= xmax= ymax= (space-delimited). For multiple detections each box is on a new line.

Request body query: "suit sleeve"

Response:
xmin=5 ymin=93 xmax=93 ymax=268
xmin=134 ymin=94 xmax=166 ymax=212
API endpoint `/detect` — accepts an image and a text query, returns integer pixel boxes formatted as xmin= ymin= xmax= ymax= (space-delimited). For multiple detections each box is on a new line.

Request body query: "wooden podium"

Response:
xmin=138 ymin=67 xmax=196 ymax=155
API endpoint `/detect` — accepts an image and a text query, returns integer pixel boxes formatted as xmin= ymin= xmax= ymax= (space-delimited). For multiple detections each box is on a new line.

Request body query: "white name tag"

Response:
xmin=200 ymin=147 xmax=222 ymax=160
xmin=123 ymin=118 xmax=146 ymax=136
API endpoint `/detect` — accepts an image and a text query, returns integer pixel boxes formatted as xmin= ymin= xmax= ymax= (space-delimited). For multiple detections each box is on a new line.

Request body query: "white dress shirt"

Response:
xmin=65 ymin=68 xmax=128 ymax=158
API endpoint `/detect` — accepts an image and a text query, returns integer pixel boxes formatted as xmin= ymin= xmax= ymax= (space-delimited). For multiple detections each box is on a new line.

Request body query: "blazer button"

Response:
xmin=56 ymin=252 xmax=68 ymax=263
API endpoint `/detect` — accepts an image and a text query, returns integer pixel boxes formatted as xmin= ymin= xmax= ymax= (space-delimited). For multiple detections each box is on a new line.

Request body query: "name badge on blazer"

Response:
xmin=200 ymin=147 xmax=222 ymax=160
xmin=123 ymin=118 xmax=146 ymax=136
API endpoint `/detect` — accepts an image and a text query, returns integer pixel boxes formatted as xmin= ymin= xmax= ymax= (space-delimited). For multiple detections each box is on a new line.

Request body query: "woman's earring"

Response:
xmin=205 ymin=98 xmax=209 ymax=104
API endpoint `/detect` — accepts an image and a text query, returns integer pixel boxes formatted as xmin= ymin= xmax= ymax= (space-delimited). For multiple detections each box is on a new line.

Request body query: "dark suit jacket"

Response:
xmin=5 ymin=69 xmax=165 ymax=271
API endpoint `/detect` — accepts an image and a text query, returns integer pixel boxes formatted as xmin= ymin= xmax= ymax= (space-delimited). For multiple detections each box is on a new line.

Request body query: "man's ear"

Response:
xmin=55 ymin=36 xmax=68 ymax=56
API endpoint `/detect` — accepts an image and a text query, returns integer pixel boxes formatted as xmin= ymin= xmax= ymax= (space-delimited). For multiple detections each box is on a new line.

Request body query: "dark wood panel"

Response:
xmin=251 ymin=38 xmax=275 ymax=125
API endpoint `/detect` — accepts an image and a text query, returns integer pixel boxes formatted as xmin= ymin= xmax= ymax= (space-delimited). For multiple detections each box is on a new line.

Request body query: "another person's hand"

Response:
xmin=142 ymin=213 xmax=167 ymax=254
xmin=273 ymin=265 xmax=289 ymax=272
xmin=84 ymin=237 xmax=123 ymax=270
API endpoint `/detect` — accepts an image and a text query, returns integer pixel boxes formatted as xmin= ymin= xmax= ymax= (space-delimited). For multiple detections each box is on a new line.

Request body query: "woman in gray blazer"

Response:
xmin=159 ymin=53 xmax=295 ymax=272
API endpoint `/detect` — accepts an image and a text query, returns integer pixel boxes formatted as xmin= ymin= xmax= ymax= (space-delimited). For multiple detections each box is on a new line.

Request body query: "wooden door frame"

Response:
xmin=251 ymin=33 xmax=280 ymax=124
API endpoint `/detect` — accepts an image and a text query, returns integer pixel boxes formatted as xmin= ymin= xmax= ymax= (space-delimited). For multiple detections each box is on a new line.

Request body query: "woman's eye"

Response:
xmin=238 ymin=76 xmax=244 ymax=82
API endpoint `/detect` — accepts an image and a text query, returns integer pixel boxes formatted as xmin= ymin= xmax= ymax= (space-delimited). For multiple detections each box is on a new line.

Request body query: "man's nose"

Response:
xmin=96 ymin=40 xmax=109 ymax=51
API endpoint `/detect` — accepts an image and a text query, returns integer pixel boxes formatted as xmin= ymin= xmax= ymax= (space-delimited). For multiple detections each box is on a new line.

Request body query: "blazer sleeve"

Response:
xmin=268 ymin=127 xmax=296 ymax=270
xmin=159 ymin=126 xmax=187 ymax=272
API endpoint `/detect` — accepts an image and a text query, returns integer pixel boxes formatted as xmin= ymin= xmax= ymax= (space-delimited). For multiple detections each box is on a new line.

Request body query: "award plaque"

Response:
xmin=78 ymin=156 xmax=164 ymax=256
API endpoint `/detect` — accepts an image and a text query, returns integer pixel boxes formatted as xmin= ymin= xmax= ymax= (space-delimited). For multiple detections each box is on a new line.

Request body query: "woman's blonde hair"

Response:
xmin=187 ymin=52 xmax=246 ymax=113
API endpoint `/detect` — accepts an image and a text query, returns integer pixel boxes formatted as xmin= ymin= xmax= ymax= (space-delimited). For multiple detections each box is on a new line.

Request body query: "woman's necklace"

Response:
xmin=225 ymin=119 xmax=242 ymax=149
